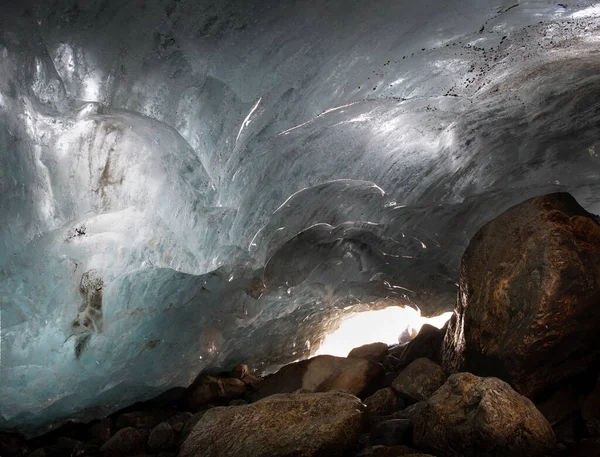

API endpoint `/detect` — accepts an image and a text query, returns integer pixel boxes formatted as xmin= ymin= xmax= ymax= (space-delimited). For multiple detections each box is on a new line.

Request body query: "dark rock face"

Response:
xmin=364 ymin=388 xmax=402 ymax=416
xmin=252 ymin=355 xmax=384 ymax=400
xmin=147 ymin=422 xmax=175 ymax=452
xmin=348 ymin=342 xmax=390 ymax=362
xmin=393 ymin=324 xmax=446 ymax=369
xmin=443 ymin=193 xmax=600 ymax=400
xmin=391 ymin=358 xmax=446 ymax=403
xmin=179 ymin=391 xmax=365 ymax=457
xmin=412 ymin=373 xmax=556 ymax=457
xmin=356 ymin=446 xmax=431 ymax=457
xmin=582 ymin=378 xmax=600 ymax=437
xmin=185 ymin=376 xmax=246 ymax=410
xmin=369 ymin=419 xmax=412 ymax=447
xmin=99 ymin=427 xmax=148 ymax=457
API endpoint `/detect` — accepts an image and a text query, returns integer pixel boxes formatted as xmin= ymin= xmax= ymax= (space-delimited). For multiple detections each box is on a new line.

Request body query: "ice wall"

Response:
xmin=1 ymin=0 xmax=600 ymax=435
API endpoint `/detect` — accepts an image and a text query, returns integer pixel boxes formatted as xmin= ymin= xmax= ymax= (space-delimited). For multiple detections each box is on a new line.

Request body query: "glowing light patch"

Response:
xmin=314 ymin=306 xmax=453 ymax=357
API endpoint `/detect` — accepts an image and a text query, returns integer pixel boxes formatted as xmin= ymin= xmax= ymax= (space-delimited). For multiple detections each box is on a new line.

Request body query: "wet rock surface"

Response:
xmin=443 ymin=193 xmax=600 ymax=400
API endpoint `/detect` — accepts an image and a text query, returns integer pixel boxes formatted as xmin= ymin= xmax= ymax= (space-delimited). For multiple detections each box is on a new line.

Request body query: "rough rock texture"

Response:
xmin=364 ymin=388 xmax=401 ymax=416
xmin=582 ymin=379 xmax=600 ymax=437
xmin=99 ymin=427 xmax=148 ymax=457
xmin=115 ymin=409 xmax=169 ymax=430
xmin=393 ymin=324 xmax=446 ymax=369
xmin=391 ymin=358 xmax=446 ymax=403
xmin=412 ymin=373 xmax=556 ymax=457
xmin=252 ymin=355 xmax=384 ymax=400
xmin=369 ymin=419 xmax=412 ymax=447
xmin=147 ymin=422 xmax=175 ymax=452
xmin=348 ymin=342 xmax=390 ymax=362
xmin=356 ymin=445 xmax=428 ymax=456
xmin=179 ymin=391 xmax=365 ymax=457
xmin=536 ymin=384 xmax=581 ymax=426
xmin=186 ymin=376 xmax=246 ymax=410
xmin=443 ymin=193 xmax=600 ymax=400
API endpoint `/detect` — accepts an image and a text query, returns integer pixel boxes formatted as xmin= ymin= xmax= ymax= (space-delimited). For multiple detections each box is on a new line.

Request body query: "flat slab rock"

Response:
xmin=412 ymin=372 xmax=556 ymax=457
xmin=179 ymin=391 xmax=366 ymax=457
xmin=443 ymin=193 xmax=600 ymax=400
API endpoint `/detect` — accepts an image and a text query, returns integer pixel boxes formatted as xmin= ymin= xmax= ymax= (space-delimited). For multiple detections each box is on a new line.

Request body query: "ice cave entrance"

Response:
xmin=314 ymin=307 xmax=453 ymax=357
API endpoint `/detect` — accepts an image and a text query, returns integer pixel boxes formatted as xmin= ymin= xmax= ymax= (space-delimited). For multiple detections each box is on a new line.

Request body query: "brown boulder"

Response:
xmin=364 ymin=387 xmax=402 ymax=416
xmin=185 ymin=376 xmax=246 ymax=410
xmin=412 ymin=373 xmax=556 ymax=457
xmin=115 ymin=409 xmax=168 ymax=430
xmin=536 ymin=384 xmax=581 ymax=426
xmin=348 ymin=342 xmax=390 ymax=362
xmin=252 ymin=355 xmax=384 ymax=400
xmin=179 ymin=391 xmax=365 ymax=457
xmin=391 ymin=358 xmax=446 ymax=403
xmin=443 ymin=193 xmax=600 ymax=400
xmin=99 ymin=427 xmax=148 ymax=457
xmin=147 ymin=422 xmax=175 ymax=452
xmin=394 ymin=324 xmax=446 ymax=370
xmin=88 ymin=418 xmax=112 ymax=445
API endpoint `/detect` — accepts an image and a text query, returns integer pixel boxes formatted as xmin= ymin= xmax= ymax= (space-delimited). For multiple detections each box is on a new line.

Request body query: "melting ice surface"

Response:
xmin=1 ymin=0 xmax=600 ymax=435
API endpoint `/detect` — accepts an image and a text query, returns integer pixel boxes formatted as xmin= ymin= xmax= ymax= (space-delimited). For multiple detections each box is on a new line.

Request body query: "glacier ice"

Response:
xmin=1 ymin=0 xmax=600 ymax=435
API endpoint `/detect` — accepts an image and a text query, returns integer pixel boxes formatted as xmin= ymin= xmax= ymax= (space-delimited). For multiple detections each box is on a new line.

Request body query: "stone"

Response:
xmin=231 ymin=364 xmax=249 ymax=379
xmin=348 ymin=342 xmax=390 ymax=362
xmin=87 ymin=418 xmax=112 ymax=445
xmin=179 ymin=391 xmax=365 ymax=457
xmin=147 ymin=422 xmax=175 ymax=452
xmin=356 ymin=445 xmax=426 ymax=456
xmin=443 ymin=193 xmax=600 ymax=400
xmin=582 ymin=380 xmax=600 ymax=437
xmin=395 ymin=324 xmax=446 ymax=369
xmin=27 ymin=449 xmax=46 ymax=457
xmin=166 ymin=411 xmax=192 ymax=428
xmin=99 ymin=427 xmax=148 ymax=457
xmin=252 ymin=355 xmax=384 ymax=400
xmin=229 ymin=399 xmax=247 ymax=406
xmin=0 ymin=432 xmax=23 ymax=457
xmin=412 ymin=372 xmax=556 ymax=457
xmin=369 ymin=419 xmax=412 ymax=447
xmin=391 ymin=358 xmax=446 ymax=403
xmin=231 ymin=364 xmax=263 ymax=387
xmin=115 ymin=409 xmax=168 ymax=430
xmin=536 ymin=384 xmax=581 ymax=426
xmin=364 ymin=387 xmax=401 ymax=416
xmin=185 ymin=376 xmax=246 ymax=410
xmin=178 ymin=409 xmax=211 ymax=445
xmin=382 ymin=355 xmax=401 ymax=372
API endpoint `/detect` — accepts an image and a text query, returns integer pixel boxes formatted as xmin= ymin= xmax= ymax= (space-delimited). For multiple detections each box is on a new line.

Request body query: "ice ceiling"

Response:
xmin=1 ymin=0 xmax=600 ymax=435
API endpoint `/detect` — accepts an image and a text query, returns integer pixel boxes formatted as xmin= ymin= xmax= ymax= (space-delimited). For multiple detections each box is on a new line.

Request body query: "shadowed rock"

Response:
xmin=443 ymin=193 xmax=600 ymax=400
xmin=391 ymin=358 xmax=446 ymax=403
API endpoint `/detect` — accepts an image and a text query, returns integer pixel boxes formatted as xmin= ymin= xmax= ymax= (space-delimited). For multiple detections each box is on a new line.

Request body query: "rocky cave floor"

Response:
xmin=1 ymin=192 xmax=599 ymax=457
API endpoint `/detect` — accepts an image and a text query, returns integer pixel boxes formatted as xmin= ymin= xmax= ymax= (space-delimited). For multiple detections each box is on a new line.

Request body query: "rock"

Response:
xmin=382 ymin=355 xmax=401 ymax=372
xmin=412 ymin=372 xmax=556 ymax=457
xmin=99 ymin=427 xmax=148 ymax=457
xmin=178 ymin=409 xmax=211 ymax=445
xmin=229 ymin=399 xmax=247 ymax=406
xmin=356 ymin=445 xmax=426 ymax=456
xmin=147 ymin=422 xmax=175 ymax=452
xmin=186 ymin=376 xmax=247 ymax=410
xmin=395 ymin=324 xmax=446 ymax=369
xmin=0 ymin=432 xmax=23 ymax=457
xmin=231 ymin=364 xmax=249 ymax=379
xmin=369 ymin=419 xmax=412 ymax=447
xmin=443 ymin=193 xmax=600 ymax=400
xmin=391 ymin=358 xmax=446 ymax=403
xmin=179 ymin=391 xmax=365 ymax=457
xmin=252 ymin=355 xmax=384 ymax=400
xmin=348 ymin=342 xmax=390 ymax=362
xmin=27 ymin=449 xmax=46 ymax=457
xmin=115 ymin=409 xmax=168 ymax=430
xmin=536 ymin=384 xmax=581 ymax=426
xmin=88 ymin=418 xmax=112 ymax=445
xmin=166 ymin=411 xmax=192 ymax=427
xmin=364 ymin=387 xmax=402 ymax=416
xmin=582 ymin=379 xmax=600 ymax=437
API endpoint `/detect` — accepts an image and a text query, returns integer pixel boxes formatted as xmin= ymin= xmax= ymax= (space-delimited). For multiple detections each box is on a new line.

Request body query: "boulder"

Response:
xmin=87 ymin=418 xmax=112 ymax=445
xmin=364 ymin=387 xmax=402 ymax=416
xmin=536 ymin=384 xmax=581 ymax=426
xmin=369 ymin=419 xmax=412 ymax=447
xmin=395 ymin=324 xmax=446 ymax=369
xmin=99 ymin=427 xmax=148 ymax=457
xmin=147 ymin=422 xmax=175 ymax=452
xmin=115 ymin=409 xmax=168 ymax=430
xmin=348 ymin=342 xmax=390 ymax=362
xmin=443 ymin=193 xmax=600 ymax=400
xmin=412 ymin=373 xmax=556 ymax=457
xmin=252 ymin=355 xmax=384 ymax=400
xmin=391 ymin=358 xmax=446 ymax=403
xmin=582 ymin=379 xmax=600 ymax=437
xmin=186 ymin=376 xmax=246 ymax=410
xmin=179 ymin=391 xmax=365 ymax=457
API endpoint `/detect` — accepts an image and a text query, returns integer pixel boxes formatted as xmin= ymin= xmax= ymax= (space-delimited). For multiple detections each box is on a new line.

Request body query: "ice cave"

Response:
xmin=1 ymin=0 xmax=600 ymax=449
